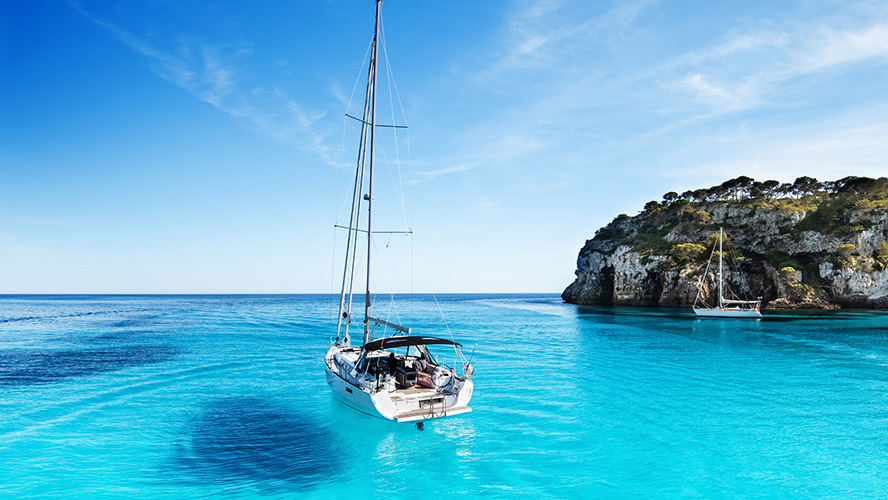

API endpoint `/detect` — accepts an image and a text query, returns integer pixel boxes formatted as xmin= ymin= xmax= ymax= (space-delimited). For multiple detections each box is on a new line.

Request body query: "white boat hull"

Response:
xmin=325 ymin=346 xmax=473 ymax=422
xmin=325 ymin=366 xmax=383 ymax=417
xmin=694 ymin=307 xmax=762 ymax=318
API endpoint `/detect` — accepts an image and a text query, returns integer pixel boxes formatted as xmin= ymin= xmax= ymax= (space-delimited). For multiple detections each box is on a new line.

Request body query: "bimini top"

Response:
xmin=363 ymin=336 xmax=461 ymax=352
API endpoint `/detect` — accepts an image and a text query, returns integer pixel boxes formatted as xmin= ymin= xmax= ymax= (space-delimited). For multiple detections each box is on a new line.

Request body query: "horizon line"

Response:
xmin=0 ymin=291 xmax=563 ymax=296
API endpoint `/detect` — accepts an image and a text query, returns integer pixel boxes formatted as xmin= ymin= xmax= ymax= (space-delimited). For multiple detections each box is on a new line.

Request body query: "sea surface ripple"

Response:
xmin=1 ymin=294 xmax=887 ymax=499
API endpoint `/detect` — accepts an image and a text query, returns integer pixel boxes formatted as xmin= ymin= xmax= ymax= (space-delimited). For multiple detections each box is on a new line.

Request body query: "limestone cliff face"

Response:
xmin=563 ymin=201 xmax=888 ymax=309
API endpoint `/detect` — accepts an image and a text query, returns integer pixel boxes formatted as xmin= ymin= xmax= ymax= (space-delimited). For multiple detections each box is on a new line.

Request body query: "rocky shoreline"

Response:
xmin=562 ymin=177 xmax=888 ymax=309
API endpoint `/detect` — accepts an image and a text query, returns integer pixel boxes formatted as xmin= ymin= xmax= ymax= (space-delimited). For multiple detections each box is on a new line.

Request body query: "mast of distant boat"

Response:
xmin=718 ymin=227 xmax=723 ymax=310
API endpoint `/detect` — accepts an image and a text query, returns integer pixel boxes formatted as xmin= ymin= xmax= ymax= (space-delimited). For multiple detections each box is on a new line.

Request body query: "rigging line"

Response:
xmin=721 ymin=233 xmax=737 ymax=301
xmin=340 ymin=49 xmax=376 ymax=339
xmin=696 ymin=237 xmax=718 ymax=308
xmin=346 ymin=79 xmax=374 ymax=317
xmin=338 ymin=145 xmax=364 ymax=333
xmin=720 ymin=234 xmax=746 ymax=301
xmin=374 ymin=131 xmax=412 ymax=236
xmin=379 ymin=18 xmax=412 ymax=233
xmin=432 ymin=293 xmax=455 ymax=342
xmin=339 ymin=164 xmax=364 ymax=337
xmin=370 ymin=130 xmax=412 ymax=242
xmin=330 ymin=226 xmax=338 ymax=294
xmin=381 ymin=231 xmax=412 ymax=333
xmin=334 ymin=225 xmax=412 ymax=234
xmin=335 ymin=15 xmax=376 ymax=224
xmin=365 ymin=224 xmax=408 ymax=330
xmin=364 ymin=1 xmax=382 ymax=343
xmin=431 ymin=293 xmax=463 ymax=367
xmin=365 ymin=234 xmax=392 ymax=339
xmin=729 ymin=242 xmax=754 ymax=300
xmin=345 ymin=40 xmax=375 ymax=127
xmin=339 ymin=30 xmax=384 ymax=340
xmin=376 ymin=143 xmax=412 ymax=234
xmin=333 ymin=145 xmax=357 ymax=226
xmin=345 ymin=114 xmax=407 ymax=128
xmin=335 ymin=39 xmax=375 ymax=228
xmin=330 ymin=155 xmax=348 ymax=295
xmin=380 ymin=17 xmax=411 ymax=156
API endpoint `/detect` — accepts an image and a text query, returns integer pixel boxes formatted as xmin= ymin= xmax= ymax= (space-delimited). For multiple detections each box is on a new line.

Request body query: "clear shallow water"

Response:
xmin=1 ymin=294 xmax=887 ymax=499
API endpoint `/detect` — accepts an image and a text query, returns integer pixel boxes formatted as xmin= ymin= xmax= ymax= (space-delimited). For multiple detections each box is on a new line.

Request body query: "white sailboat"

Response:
xmin=693 ymin=228 xmax=762 ymax=318
xmin=324 ymin=0 xmax=474 ymax=423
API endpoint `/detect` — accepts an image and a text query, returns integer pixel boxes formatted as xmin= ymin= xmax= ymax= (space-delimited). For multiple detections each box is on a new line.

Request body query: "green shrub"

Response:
xmin=705 ymin=232 xmax=732 ymax=250
xmin=693 ymin=210 xmax=712 ymax=224
xmin=789 ymin=283 xmax=818 ymax=300
xmin=765 ymin=250 xmax=802 ymax=272
xmin=670 ymin=243 xmax=707 ymax=264
xmin=875 ymin=241 xmax=888 ymax=271
xmin=855 ymin=199 xmax=888 ymax=209
xmin=780 ymin=266 xmax=801 ymax=285
xmin=837 ymin=244 xmax=856 ymax=257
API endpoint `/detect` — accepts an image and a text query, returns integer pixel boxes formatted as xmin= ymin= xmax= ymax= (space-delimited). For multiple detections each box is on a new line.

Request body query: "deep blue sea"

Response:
xmin=2 ymin=294 xmax=887 ymax=499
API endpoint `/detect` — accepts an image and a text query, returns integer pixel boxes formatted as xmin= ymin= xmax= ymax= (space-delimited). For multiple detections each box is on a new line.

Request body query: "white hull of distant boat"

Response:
xmin=324 ymin=0 xmax=474 ymax=423
xmin=693 ymin=307 xmax=761 ymax=318
xmin=693 ymin=227 xmax=762 ymax=319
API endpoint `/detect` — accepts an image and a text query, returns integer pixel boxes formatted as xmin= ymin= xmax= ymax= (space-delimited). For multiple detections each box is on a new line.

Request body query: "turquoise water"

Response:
xmin=2 ymin=294 xmax=887 ymax=499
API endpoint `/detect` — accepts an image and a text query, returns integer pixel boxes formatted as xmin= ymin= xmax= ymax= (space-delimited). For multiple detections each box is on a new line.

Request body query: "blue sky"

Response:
xmin=3 ymin=0 xmax=888 ymax=294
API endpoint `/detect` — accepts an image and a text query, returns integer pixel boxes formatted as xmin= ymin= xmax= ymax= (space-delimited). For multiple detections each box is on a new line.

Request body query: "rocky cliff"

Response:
xmin=563 ymin=176 xmax=888 ymax=309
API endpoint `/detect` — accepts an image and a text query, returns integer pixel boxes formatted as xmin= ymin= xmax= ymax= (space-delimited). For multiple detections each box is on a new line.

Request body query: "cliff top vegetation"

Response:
xmin=639 ymin=175 xmax=888 ymax=215
xmin=591 ymin=176 xmax=888 ymax=259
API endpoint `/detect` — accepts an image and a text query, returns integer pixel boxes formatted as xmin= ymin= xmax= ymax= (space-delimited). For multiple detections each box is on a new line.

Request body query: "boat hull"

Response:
xmin=324 ymin=346 xmax=473 ymax=422
xmin=694 ymin=308 xmax=762 ymax=318
xmin=325 ymin=365 xmax=397 ymax=419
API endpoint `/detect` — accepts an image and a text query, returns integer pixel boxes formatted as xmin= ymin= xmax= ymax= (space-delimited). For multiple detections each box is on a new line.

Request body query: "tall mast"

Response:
xmin=363 ymin=0 xmax=382 ymax=345
xmin=718 ymin=227 xmax=724 ymax=309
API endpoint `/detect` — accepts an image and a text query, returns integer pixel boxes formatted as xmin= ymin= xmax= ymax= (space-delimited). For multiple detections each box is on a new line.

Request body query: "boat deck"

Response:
xmin=389 ymin=385 xmax=440 ymax=401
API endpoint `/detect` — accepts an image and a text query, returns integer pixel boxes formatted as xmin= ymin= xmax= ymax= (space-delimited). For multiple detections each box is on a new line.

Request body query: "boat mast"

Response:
xmin=364 ymin=0 xmax=382 ymax=346
xmin=718 ymin=227 xmax=724 ymax=310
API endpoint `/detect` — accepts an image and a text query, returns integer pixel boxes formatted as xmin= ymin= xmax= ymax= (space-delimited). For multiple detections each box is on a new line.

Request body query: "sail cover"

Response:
xmin=363 ymin=336 xmax=461 ymax=351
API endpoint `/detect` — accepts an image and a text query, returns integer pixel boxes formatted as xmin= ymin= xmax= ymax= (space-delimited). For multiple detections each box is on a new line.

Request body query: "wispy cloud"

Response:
xmin=436 ymin=0 xmax=888 ymax=210
xmin=66 ymin=1 xmax=338 ymax=163
xmin=671 ymin=22 xmax=888 ymax=112
xmin=415 ymin=163 xmax=475 ymax=179
xmin=469 ymin=0 xmax=656 ymax=83
xmin=662 ymin=103 xmax=888 ymax=185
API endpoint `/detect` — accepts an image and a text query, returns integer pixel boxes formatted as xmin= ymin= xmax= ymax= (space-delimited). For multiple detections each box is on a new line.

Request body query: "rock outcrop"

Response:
xmin=563 ymin=177 xmax=888 ymax=309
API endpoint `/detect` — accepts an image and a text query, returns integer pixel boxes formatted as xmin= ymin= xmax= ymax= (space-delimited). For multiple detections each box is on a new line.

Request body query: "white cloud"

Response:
xmin=416 ymin=163 xmax=475 ymax=179
xmin=681 ymin=73 xmax=732 ymax=100
xmin=487 ymin=0 xmax=655 ymax=76
xmin=807 ymin=23 xmax=888 ymax=69
xmin=672 ymin=22 xmax=888 ymax=112
xmin=667 ymin=106 xmax=888 ymax=184
xmin=66 ymin=1 xmax=334 ymax=161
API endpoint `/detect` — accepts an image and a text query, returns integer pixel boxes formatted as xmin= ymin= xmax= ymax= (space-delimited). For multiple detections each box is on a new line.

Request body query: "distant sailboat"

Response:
xmin=693 ymin=228 xmax=762 ymax=318
xmin=323 ymin=0 xmax=474 ymax=423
